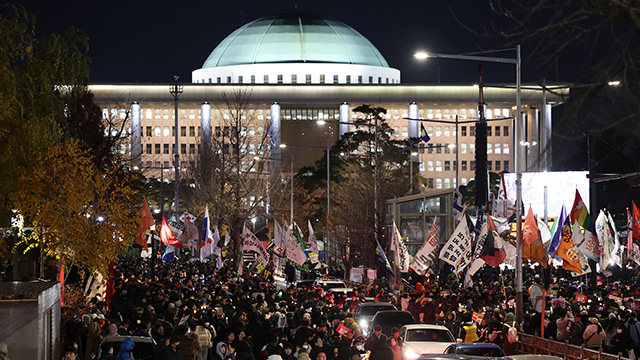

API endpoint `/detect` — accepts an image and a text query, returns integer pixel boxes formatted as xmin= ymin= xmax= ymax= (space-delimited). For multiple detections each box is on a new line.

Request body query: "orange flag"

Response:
xmin=160 ymin=216 xmax=183 ymax=248
xmin=555 ymin=217 xmax=582 ymax=274
xmin=633 ymin=201 xmax=640 ymax=240
xmin=522 ymin=207 xmax=540 ymax=246
xmin=523 ymin=210 xmax=548 ymax=269
xmin=135 ymin=199 xmax=155 ymax=251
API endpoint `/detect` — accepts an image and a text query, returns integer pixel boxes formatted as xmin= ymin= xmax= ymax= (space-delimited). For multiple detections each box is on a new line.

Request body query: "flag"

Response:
xmin=181 ymin=219 xmax=199 ymax=245
xmin=270 ymin=221 xmax=286 ymax=257
xmin=179 ymin=212 xmax=197 ymax=224
xmin=59 ymin=255 xmax=65 ymax=305
xmin=608 ymin=211 xmax=623 ymax=268
xmin=472 ymin=312 xmax=485 ymax=324
xmin=242 ymin=224 xmax=271 ymax=272
xmin=213 ymin=226 xmax=223 ymax=269
xmin=160 ymin=216 xmax=183 ymax=248
xmin=162 ymin=245 xmax=176 ymax=262
xmin=390 ymin=222 xmax=411 ymax=273
xmin=307 ymin=220 xmax=319 ymax=263
xmin=224 ymin=230 xmax=231 ymax=247
xmin=570 ymin=190 xmax=600 ymax=261
xmin=292 ymin=222 xmax=308 ymax=250
xmin=135 ymin=199 xmax=155 ymax=251
xmin=375 ymin=239 xmax=394 ymax=275
xmin=555 ymin=216 xmax=582 ymax=274
xmin=523 ymin=207 xmax=540 ymax=246
xmin=452 ymin=187 xmax=466 ymax=222
xmin=439 ymin=215 xmax=474 ymax=273
xmin=480 ymin=216 xmax=506 ymax=267
xmin=286 ymin=223 xmax=307 ymax=265
xmin=537 ymin=217 xmax=552 ymax=244
xmin=547 ymin=205 xmax=567 ymax=257
xmin=420 ymin=123 xmax=431 ymax=143
xmin=570 ymin=222 xmax=591 ymax=276
xmin=596 ymin=210 xmax=615 ymax=274
xmin=468 ymin=220 xmax=488 ymax=276
xmin=523 ymin=216 xmax=548 ymax=269
xmin=410 ymin=218 xmax=439 ymax=275
xmin=492 ymin=174 xmax=515 ymax=220
xmin=200 ymin=204 xmax=214 ymax=262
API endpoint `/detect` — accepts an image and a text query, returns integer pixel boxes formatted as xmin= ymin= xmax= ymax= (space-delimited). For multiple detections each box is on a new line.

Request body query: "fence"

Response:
xmin=519 ymin=333 xmax=629 ymax=360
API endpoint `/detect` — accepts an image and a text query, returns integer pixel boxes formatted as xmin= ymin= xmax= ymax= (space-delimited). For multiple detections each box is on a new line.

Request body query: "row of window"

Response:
xmin=423 ymin=160 xmax=510 ymax=172
xmin=146 ymin=143 xmax=197 ymax=155
xmin=417 ymin=143 xmax=510 ymax=155
xmin=199 ymin=74 xmax=397 ymax=85
xmin=145 ymin=126 xmax=200 ymax=137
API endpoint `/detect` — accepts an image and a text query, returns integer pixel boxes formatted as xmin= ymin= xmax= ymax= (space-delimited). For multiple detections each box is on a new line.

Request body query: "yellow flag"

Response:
xmin=555 ymin=218 xmax=582 ymax=274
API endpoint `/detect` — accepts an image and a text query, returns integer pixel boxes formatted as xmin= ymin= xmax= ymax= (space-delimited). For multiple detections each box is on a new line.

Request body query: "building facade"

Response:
xmin=91 ymin=11 xmax=568 ymax=190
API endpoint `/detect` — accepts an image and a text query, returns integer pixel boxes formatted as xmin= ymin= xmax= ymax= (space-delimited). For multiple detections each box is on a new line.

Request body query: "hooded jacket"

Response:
xmin=117 ymin=338 xmax=134 ymax=360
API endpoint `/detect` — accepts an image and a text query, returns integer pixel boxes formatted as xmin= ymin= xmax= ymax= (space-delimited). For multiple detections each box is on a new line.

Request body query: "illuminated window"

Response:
xmin=427 ymin=161 xmax=434 ymax=171
xmin=487 ymin=143 xmax=492 ymax=154
xmin=503 ymin=144 xmax=510 ymax=154
xmin=444 ymin=178 xmax=451 ymax=188
xmin=436 ymin=161 xmax=442 ymax=171
xmin=402 ymin=126 xmax=408 ymax=137
xmin=444 ymin=126 xmax=450 ymax=136
xmin=435 ymin=126 xmax=442 ymax=136
xmin=436 ymin=178 xmax=442 ymax=189
xmin=162 ymin=126 xmax=169 ymax=137
xmin=495 ymin=144 xmax=501 ymax=154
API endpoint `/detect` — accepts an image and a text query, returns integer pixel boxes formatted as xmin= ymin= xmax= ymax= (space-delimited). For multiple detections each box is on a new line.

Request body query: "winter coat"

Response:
xmin=116 ymin=338 xmax=134 ymax=360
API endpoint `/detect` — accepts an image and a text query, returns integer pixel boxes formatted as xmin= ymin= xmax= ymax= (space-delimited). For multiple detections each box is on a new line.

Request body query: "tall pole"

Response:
xmin=455 ymin=115 xmax=460 ymax=188
xmin=374 ymin=115 xmax=379 ymax=246
xmin=515 ymin=44 xmax=524 ymax=325
xmin=327 ymin=140 xmax=330 ymax=263
xmin=290 ymin=155 xmax=294 ymax=225
xmin=409 ymin=139 xmax=413 ymax=195
xmin=169 ymin=76 xmax=183 ymax=214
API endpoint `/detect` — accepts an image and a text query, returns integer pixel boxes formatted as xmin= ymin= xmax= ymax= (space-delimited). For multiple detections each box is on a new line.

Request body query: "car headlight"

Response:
xmin=358 ymin=319 xmax=368 ymax=329
xmin=405 ymin=350 xmax=420 ymax=359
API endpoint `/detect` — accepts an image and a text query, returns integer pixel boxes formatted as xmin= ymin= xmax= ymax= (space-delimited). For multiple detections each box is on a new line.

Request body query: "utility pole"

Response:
xmin=169 ymin=76 xmax=183 ymax=214
xmin=476 ymin=64 xmax=488 ymax=208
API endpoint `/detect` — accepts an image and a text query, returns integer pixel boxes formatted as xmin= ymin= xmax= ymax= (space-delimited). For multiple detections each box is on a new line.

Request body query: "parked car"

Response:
xmin=370 ymin=310 xmax=416 ymax=336
xmin=400 ymin=324 xmax=457 ymax=359
xmin=314 ymin=279 xmax=347 ymax=290
xmin=416 ymin=353 xmax=563 ymax=360
xmin=98 ymin=336 xmax=157 ymax=360
xmin=294 ymin=279 xmax=316 ymax=289
xmin=443 ymin=343 xmax=506 ymax=357
xmin=352 ymin=302 xmax=397 ymax=333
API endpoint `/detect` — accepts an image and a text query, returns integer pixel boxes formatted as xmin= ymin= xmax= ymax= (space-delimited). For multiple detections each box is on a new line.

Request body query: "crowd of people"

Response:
xmin=59 ymin=256 xmax=640 ymax=360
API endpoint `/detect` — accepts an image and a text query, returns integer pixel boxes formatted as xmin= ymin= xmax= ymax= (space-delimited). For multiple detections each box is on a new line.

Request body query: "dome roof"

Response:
xmin=202 ymin=12 xmax=390 ymax=68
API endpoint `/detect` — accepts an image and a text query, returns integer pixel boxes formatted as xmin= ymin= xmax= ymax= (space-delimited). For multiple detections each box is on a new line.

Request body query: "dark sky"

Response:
xmin=11 ymin=0 xmax=547 ymax=85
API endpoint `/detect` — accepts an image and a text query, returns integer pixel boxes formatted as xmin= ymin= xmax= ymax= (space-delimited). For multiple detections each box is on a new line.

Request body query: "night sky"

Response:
xmin=10 ymin=0 xmax=553 ymax=85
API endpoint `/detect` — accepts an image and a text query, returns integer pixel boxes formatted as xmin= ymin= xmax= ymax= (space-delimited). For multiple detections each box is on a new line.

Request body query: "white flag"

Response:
xmin=596 ymin=210 xmax=614 ymax=275
xmin=452 ymin=187 xmax=467 ymax=222
xmin=468 ymin=221 xmax=488 ymax=276
xmin=307 ymin=220 xmax=319 ymax=263
xmin=537 ymin=218 xmax=552 ymax=244
xmin=391 ymin=222 xmax=411 ymax=273
xmin=286 ymin=223 xmax=307 ymax=265
xmin=410 ymin=218 xmax=439 ymax=275
xmin=439 ymin=216 xmax=474 ymax=273
xmin=570 ymin=222 xmax=591 ymax=277
xmin=213 ymin=226 xmax=222 ymax=269
xmin=608 ymin=212 xmax=623 ymax=268
xmin=242 ymin=224 xmax=270 ymax=272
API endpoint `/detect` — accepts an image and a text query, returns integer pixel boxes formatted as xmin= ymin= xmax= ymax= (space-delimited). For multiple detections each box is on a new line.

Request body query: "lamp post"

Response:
xmin=415 ymin=46 xmax=524 ymax=324
xmin=169 ymin=76 xmax=183 ymax=214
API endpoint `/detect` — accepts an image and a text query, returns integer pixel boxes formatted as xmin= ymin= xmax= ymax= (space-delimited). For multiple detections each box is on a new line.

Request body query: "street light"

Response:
xmin=415 ymin=46 xmax=524 ymax=324
xmin=169 ymin=76 xmax=183 ymax=214
xmin=520 ymin=141 xmax=537 ymax=172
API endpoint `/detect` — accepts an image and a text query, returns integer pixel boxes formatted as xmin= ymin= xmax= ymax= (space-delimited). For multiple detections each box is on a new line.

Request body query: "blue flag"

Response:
xmin=162 ymin=245 xmax=176 ymax=262
xmin=375 ymin=240 xmax=394 ymax=275
xmin=547 ymin=205 xmax=567 ymax=258
xmin=420 ymin=123 xmax=431 ymax=143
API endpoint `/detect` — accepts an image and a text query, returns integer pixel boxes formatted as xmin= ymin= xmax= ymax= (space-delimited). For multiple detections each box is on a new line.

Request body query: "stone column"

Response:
xmin=130 ymin=102 xmax=142 ymax=166
xmin=408 ymin=102 xmax=418 ymax=138
xmin=339 ymin=102 xmax=350 ymax=137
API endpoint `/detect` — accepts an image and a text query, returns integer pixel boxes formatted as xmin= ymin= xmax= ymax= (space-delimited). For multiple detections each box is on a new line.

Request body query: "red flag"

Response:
xmin=479 ymin=216 xmax=506 ymax=267
xmin=106 ymin=261 xmax=115 ymax=309
xmin=160 ymin=216 xmax=183 ymax=248
xmin=633 ymin=201 xmax=640 ymax=240
xmin=135 ymin=199 xmax=155 ymax=251
xmin=59 ymin=255 xmax=65 ymax=305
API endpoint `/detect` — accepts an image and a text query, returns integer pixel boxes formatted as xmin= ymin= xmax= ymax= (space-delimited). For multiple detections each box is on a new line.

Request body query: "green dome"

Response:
xmin=202 ymin=12 xmax=390 ymax=68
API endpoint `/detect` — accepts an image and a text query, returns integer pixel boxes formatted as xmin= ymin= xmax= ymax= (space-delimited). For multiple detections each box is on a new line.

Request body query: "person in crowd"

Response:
xmin=98 ymin=343 xmax=117 ymax=360
xmin=570 ymin=311 xmax=589 ymax=346
xmin=611 ymin=324 xmax=632 ymax=358
xmin=555 ymin=308 xmax=572 ymax=342
xmin=158 ymin=336 xmax=184 ymax=360
xmin=389 ymin=337 xmax=404 ymax=360
xmin=583 ymin=317 xmax=606 ymax=350
xmin=62 ymin=346 xmax=79 ymax=360
xmin=459 ymin=314 xmax=479 ymax=342
xmin=0 ymin=343 xmax=10 ymax=360
xmin=364 ymin=326 xmax=383 ymax=352
xmin=195 ymin=320 xmax=213 ymax=360
xmin=368 ymin=335 xmax=392 ymax=360
xmin=116 ymin=338 xmax=134 ymax=360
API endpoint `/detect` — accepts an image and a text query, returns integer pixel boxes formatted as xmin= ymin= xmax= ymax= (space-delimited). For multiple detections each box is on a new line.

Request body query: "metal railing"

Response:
xmin=519 ymin=333 xmax=629 ymax=360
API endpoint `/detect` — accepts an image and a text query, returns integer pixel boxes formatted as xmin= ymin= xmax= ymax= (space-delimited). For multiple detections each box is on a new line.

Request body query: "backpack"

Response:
xmin=507 ymin=321 xmax=519 ymax=344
